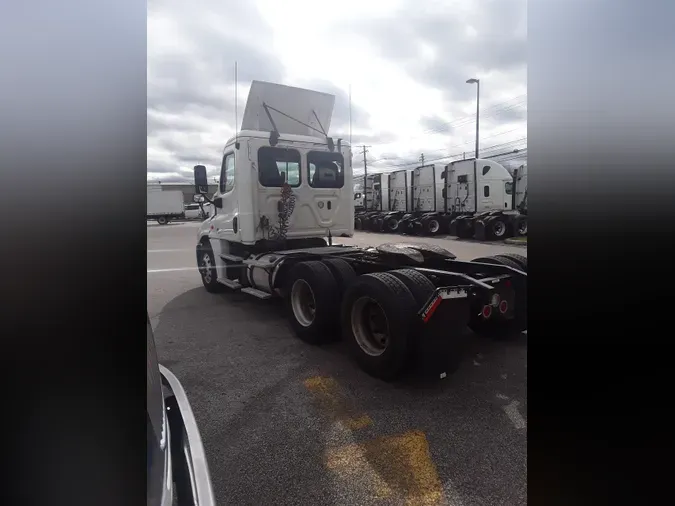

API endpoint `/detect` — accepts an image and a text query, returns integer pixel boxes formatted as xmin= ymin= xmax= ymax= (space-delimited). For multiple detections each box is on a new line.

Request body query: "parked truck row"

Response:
xmin=354 ymin=160 xmax=528 ymax=241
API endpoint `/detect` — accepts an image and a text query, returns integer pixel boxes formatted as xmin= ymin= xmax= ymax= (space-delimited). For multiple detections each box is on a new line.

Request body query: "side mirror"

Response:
xmin=213 ymin=197 xmax=223 ymax=209
xmin=194 ymin=165 xmax=209 ymax=194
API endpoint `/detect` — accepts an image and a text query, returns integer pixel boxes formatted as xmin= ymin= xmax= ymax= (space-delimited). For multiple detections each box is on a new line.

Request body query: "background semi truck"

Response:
xmin=192 ymin=80 xmax=528 ymax=381
xmin=147 ymin=187 xmax=185 ymax=224
xmin=353 ymin=159 xmax=528 ymax=240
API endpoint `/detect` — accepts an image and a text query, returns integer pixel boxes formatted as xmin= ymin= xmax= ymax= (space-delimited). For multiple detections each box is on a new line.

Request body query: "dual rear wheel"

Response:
xmin=285 ymin=260 xmax=457 ymax=380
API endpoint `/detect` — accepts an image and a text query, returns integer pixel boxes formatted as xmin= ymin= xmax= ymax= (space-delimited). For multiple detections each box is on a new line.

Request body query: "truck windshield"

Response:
xmin=308 ymin=151 xmax=344 ymax=189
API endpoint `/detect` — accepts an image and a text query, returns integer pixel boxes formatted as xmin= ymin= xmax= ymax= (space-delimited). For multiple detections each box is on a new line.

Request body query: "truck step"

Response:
xmin=240 ymin=287 xmax=272 ymax=299
xmin=217 ymin=278 xmax=242 ymax=289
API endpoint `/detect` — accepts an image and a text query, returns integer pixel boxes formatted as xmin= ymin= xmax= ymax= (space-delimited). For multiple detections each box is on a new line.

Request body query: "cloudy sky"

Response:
xmin=147 ymin=0 xmax=527 ymax=183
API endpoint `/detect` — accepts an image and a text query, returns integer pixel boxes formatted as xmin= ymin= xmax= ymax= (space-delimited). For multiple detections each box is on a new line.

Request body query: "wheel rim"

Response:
xmin=428 ymin=220 xmax=440 ymax=233
xmin=518 ymin=221 xmax=528 ymax=234
xmin=351 ymin=296 xmax=390 ymax=356
xmin=201 ymin=252 xmax=213 ymax=284
xmin=493 ymin=221 xmax=506 ymax=237
xmin=387 ymin=218 xmax=398 ymax=231
xmin=291 ymin=279 xmax=316 ymax=327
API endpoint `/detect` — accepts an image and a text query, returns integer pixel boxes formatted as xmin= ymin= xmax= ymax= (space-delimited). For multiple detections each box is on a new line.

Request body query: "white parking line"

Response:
xmin=147 ymin=249 xmax=193 ymax=253
xmin=147 ymin=267 xmax=198 ymax=273
xmin=503 ymin=400 xmax=527 ymax=430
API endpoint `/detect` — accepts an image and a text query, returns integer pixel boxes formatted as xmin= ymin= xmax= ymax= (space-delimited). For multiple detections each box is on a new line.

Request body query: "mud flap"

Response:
xmin=412 ymin=297 xmax=472 ymax=378
xmin=448 ymin=219 xmax=459 ymax=236
xmin=474 ymin=219 xmax=488 ymax=241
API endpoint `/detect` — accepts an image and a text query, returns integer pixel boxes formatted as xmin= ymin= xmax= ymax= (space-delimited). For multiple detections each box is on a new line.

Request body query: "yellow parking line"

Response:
xmin=304 ymin=376 xmax=445 ymax=505
xmin=303 ymin=376 xmax=373 ymax=430
xmin=325 ymin=430 xmax=445 ymax=506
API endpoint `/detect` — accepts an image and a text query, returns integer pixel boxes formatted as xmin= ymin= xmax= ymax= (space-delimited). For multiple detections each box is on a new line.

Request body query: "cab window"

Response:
xmin=220 ymin=153 xmax=235 ymax=193
xmin=308 ymin=151 xmax=345 ymax=189
xmin=258 ymin=147 xmax=301 ymax=187
xmin=505 ymin=181 xmax=514 ymax=195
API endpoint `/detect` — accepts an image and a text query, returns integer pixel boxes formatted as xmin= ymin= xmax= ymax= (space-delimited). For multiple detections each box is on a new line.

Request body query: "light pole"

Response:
xmin=466 ymin=78 xmax=480 ymax=212
xmin=466 ymin=78 xmax=480 ymax=159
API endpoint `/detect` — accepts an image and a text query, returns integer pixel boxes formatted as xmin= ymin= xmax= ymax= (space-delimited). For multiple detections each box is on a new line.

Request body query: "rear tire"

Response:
xmin=486 ymin=255 xmax=522 ymax=270
xmin=286 ymin=261 xmax=340 ymax=344
xmin=495 ymin=253 xmax=527 ymax=272
xmin=322 ymin=258 xmax=357 ymax=299
xmin=355 ymin=217 xmax=362 ymax=230
xmin=157 ymin=216 xmax=168 ymax=225
xmin=471 ymin=256 xmax=504 ymax=266
xmin=341 ymin=272 xmax=417 ymax=380
xmin=387 ymin=269 xmax=435 ymax=307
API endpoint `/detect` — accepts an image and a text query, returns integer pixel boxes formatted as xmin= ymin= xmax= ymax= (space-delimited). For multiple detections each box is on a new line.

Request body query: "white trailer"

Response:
xmin=192 ymin=80 xmax=528 ymax=381
xmin=147 ymin=189 xmax=185 ymax=224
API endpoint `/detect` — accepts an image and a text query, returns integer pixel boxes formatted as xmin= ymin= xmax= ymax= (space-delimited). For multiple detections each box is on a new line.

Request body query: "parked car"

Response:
xmin=147 ymin=313 xmax=215 ymax=506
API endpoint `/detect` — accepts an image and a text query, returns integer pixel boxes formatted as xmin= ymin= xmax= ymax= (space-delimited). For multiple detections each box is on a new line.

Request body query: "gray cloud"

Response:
xmin=148 ymin=0 xmax=526 ymax=178
xmin=341 ymin=0 xmax=526 ymax=104
xmin=419 ymin=115 xmax=454 ymax=134
xmin=148 ymin=0 xmax=284 ymax=175
xmin=293 ymin=79 xmax=371 ymax=135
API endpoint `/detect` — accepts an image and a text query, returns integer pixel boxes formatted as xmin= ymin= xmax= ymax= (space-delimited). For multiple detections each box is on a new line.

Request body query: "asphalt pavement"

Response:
xmin=148 ymin=221 xmax=527 ymax=506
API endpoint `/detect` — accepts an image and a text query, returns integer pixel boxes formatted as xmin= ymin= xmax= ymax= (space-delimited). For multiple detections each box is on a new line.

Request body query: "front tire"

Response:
xmin=488 ymin=216 xmax=508 ymax=240
xmin=384 ymin=216 xmax=399 ymax=232
xmin=197 ymin=244 xmax=224 ymax=293
xmin=424 ymin=217 xmax=441 ymax=236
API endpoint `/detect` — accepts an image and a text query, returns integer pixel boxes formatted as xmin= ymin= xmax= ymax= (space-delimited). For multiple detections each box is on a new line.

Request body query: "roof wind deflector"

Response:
xmin=242 ymin=81 xmax=335 ymax=137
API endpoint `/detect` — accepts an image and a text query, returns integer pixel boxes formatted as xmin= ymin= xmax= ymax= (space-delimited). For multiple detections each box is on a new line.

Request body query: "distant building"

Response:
xmin=147 ymin=181 xmax=219 ymax=204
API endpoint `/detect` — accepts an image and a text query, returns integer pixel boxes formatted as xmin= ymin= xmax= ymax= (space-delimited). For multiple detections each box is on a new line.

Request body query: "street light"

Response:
xmin=466 ymin=78 xmax=480 ymax=159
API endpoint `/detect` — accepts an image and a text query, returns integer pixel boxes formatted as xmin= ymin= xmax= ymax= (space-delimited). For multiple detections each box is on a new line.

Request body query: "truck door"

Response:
xmin=211 ymin=151 xmax=240 ymax=241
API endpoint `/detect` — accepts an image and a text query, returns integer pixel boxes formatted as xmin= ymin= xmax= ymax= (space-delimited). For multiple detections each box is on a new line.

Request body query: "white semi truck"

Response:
xmin=147 ymin=186 xmax=185 ymax=224
xmin=192 ymin=80 xmax=528 ymax=380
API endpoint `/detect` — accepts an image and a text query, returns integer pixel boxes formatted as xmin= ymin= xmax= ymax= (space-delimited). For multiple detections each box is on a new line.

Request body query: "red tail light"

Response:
xmin=499 ymin=300 xmax=509 ymax=314
xmin=482 ymin=305 xmax=492 ymax=319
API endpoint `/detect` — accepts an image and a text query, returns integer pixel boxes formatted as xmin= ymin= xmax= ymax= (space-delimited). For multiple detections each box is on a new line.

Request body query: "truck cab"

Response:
xmin=443 ymin=159 xmax=514 ymax=213
xmin=195 ymin=81 xmax=353 ymax=255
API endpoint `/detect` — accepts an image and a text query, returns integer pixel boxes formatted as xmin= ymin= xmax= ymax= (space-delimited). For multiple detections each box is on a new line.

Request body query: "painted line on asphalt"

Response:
xmin=147 ymin=249 xmax=194 ymax=253
xmin=503 ymin=400 xmax=527 ymax=430
xmin=303 ymin=376 xmax=373 ymax=430
xmin=147 ymin=267 xmax=198 ymax=273
xmin=304 ymin=376 xmax=445 ymax=505
xmin=324 ymin=430 xmax=445 ymax=506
